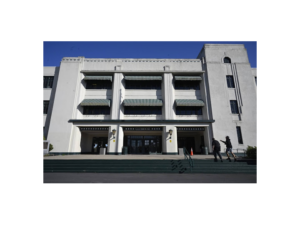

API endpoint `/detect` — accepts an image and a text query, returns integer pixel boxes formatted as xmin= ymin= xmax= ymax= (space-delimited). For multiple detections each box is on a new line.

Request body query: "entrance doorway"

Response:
xmin=178 ymin=137 xmax=195 ymax=154
xmin=124 ymin=135 xmax=162 ymax=154
xmin=91 ymin=137 xmax=108 ymax=154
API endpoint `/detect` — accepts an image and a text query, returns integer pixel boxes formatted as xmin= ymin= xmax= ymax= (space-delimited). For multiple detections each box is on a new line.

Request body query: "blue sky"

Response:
xmin=44 ymin=42 xmax=256 ymax=68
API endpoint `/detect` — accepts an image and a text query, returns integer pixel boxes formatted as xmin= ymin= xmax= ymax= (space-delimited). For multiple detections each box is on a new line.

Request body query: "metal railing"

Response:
xmin=183 ymin=147 xmax=193 ymax=172
xmin=222 ymin=148 xmax=247 ymax=156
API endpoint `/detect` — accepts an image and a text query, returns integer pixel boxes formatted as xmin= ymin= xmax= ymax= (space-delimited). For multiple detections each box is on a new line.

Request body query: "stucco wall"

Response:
xmin=203 ymin=44 xmax=257 ymax=149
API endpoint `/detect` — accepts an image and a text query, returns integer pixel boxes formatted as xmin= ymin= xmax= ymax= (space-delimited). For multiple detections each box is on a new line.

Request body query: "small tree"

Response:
xmin=246 ymin=146 xmax=257 ymax=159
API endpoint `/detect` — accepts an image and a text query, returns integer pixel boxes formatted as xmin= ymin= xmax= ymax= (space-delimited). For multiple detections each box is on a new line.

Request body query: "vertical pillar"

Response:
xmin=111 ymin=66 xmax=123 ymax=120
xmin=116 ymin=125 xmax=124 ymax=154
xmin=107 ymin=125 xmax=118 ymax=154
xmin=47 ymin=57 xmax=84 ymax=152
xmin=163 ymin=67 xmax=175 ymax=120
xmin=70 ymin=125 xmax=82 ymax=153
xmin=204 ymin=125 xmax=213 ymax=153
xmin=163 ymin=125 xmax=178 ymax=154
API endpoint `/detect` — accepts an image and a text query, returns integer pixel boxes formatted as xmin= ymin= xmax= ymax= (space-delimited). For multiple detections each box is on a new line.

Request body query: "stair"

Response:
xmin=44 ymin=159 xmax=256 ymax=174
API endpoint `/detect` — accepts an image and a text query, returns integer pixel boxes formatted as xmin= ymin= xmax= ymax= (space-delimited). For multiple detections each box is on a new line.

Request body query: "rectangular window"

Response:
xmin=226 ymin=75 xmax=235 ymax=88
xmin=86 ymin=80 xmax=112 ymax=89
xmin=124 ymin=106 xmax=162 ymax=115
xmin=44 ymin=76 xmax=54 ymax=88
xmin=44 ymin=101 xmax=49 ymax=114
xmin=174 ymin=81 xmax=200 ymax=90
xmin=236 ymin=126 xmax=243 ymax=144
xmin=176 ymin=106 xmax=202 ymax=115
xmin=230 ymin=100 xmax=239 ymax=114
xmin=83 ymin=106 xmax=110 ymax=115
xmin=255 ymin=77 xmax=257 ymax=85
xmin=125 ymin=80 xmax=161 ymax=89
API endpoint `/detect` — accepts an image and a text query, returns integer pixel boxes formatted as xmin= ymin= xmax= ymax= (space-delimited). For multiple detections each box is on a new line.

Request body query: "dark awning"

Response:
xmin=174 ymin=76 xmax=202 ymax=81
xmin=84 ymin=76 xmax=112 ymax=81
xmin=80 ymin=99 xmax=111 ymax=107
xmin=124 ymin=76 xmax=162 ymax=81
xmin=175 ymin=99 xmax=205 ymax=107
xmin=123 ymin=99 xmax=163 ymax=106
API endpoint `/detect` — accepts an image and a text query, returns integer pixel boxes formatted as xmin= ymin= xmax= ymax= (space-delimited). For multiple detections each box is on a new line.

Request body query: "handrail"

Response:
xmin=223 ymin=148 xmax=247 ymax=156
xmin=183 ymin=147 xmax=193 ymax=172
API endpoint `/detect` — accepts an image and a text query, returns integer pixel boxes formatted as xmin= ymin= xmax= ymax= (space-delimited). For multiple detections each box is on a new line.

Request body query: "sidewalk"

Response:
xmin=43 ymin=154 xmax=244 ymax=160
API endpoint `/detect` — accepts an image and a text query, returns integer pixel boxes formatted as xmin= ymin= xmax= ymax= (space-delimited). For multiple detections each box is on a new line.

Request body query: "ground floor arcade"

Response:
xmin=66 ymin=121 xmax=214 ymax=155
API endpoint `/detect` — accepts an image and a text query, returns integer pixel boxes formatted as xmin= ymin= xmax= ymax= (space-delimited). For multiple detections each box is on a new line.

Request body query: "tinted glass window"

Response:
xmin=86 ymin=80 xmax=112 ymax=89
xmin=224 ymin=57 xmax=231 ymax=63
xmin=83 ymin=106 xmax=110 ymax=115
xmin=44 ymin=101 xmax=49 ymax=114
xmin=174 ymin=81 xmax=200 ymax=90
xmin=230 ymin=100 xmax=239 ymax=114
xmin=44 ymin=77 xmax=54 ymax=88
xmin=124 ymin=106 xmax=162 ymax=115
xmin=236 ymin=126 xmax=243 ymax=144
xmin=176 ymin=106 xmax=202 ymax=115
xmin=226 ymin=75 xmax=235 ymax=88
xmin=125 ymin=80 xmax=161 ymax=89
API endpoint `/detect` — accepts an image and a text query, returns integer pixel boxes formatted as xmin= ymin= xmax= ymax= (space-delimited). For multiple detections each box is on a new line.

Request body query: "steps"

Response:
xmin=44 ymin=159 xmax=256 ymax=174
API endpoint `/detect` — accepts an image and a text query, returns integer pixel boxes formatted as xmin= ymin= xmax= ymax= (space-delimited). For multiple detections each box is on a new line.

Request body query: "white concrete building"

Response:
xmin=43 ymin=44 xmax=257 ymax=155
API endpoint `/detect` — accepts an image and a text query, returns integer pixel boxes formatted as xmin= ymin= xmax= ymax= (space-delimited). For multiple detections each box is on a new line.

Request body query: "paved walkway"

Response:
xmin=44 ymin=154 xmax=221 ymax=160
xmin=44 ymin=173 xmax=256 ymax=183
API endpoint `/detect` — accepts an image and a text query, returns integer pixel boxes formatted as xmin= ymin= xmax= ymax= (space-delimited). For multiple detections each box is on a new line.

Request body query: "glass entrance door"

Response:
xmin=178 ymin=137 xmax=195 ymax=154
xmin=91 ymin=137 xmax=108 ymax=154
xmin=125 ymin=135 xmax=162 ymax=154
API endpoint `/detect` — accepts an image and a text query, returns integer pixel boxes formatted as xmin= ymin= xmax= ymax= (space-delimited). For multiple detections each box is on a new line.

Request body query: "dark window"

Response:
xmin=174 ymin=81 xmax=200 ymax=90
xmin=83 ymin=106 xmax=110 ymax=115
xmin=86 ymin=80 xmax=112 ymax=89
xmin=236 ymin=126 xmax=243 ymax=144
xmin=124 ymin=106 xmax=162 ymax=115
xmin=230 ymin=100 xmax=239 ymax=114
xmin=224 ymin=57 xmax=231 ymax=63
xmin=176 ymin=106 xmax=202 ymax=115
xmin=255 ymin=77 xmax=257 ymax=85
xmin=226 ymin=75 xmax=235 ymax=88
xmin=125 ymin=80 xmax=161 ymax=89
xmin=44 ymin=76 xmax=54 ymax=88
xmin=44 ymin=101 xmax=49 ymax=114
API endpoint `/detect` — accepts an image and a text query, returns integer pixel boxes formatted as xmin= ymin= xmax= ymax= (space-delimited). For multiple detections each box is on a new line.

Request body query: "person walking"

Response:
xmin=220 ymin=136 xmax=237 ymax=162
xmin=212 ymin=138 xmax=223 ymax=162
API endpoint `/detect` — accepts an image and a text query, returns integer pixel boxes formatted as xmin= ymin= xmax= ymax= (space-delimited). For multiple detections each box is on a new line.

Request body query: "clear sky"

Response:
xmin=44 ymin=41 xmax=257 ymax=68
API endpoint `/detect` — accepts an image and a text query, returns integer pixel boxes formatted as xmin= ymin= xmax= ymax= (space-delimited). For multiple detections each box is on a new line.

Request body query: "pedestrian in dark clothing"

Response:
xmin=220 ymin=136 xmax=237 ymax=162
xmin=212 ymin=138 xmax=223 ymax=162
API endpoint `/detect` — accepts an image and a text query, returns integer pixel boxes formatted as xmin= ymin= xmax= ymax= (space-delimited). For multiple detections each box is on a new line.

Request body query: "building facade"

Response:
xmin=43 ymin=44 xmax=257 ymax=154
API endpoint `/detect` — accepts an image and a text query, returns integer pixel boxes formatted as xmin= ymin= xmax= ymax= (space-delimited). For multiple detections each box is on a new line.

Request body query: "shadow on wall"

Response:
xmin=44 ymin=66 xmax=60 ymax=139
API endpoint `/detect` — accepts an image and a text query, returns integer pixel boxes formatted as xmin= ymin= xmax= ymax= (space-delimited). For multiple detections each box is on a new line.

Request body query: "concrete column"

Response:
xmin=111 ymin=66 xmax=124 ymax=119
xmin=70 ymin=126 xmax=82 ymax=153
xmin=204 ymin=125 xmax=213 ymax=153
xmin=116 ymin=125 xmax=124 ymax=154
xmin=107 ymin=125 xmax=118 ymax=154
xmin=47 ymin=57 xmax=84 ymax=152
xmin=163 ymin=125 xmax=178 ymax=154
xmin=163 ymin=72 xmax=175 ymax=120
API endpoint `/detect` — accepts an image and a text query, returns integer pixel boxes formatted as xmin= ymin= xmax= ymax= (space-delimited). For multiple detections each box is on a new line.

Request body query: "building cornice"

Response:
xmin=80 ymin=70 xmax=205 ymax=74
xmin=68 ymin=119 xmax=215 ymax=123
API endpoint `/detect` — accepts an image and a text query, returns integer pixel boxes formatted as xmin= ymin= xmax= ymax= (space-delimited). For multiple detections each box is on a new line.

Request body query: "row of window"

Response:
xmin=81 ymin=106 xmax=203 ymax=115
xmin=85 ymin=80 xmax=201 ymax=90
xmin=45 ymin=75 xmax=254 ymax=90
xmin=44 ymin=102 xmax=237 ymax=115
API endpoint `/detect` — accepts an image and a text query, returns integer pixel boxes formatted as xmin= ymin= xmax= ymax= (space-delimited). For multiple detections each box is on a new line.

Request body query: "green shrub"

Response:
xmin=246 ymin=146 xmax=257 ymax=159
xmin=49 ymin=144 xmax=53 ymax=151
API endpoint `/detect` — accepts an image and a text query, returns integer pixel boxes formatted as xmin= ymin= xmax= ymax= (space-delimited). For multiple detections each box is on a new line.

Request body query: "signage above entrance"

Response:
xmin=177 ymin=127 xmax=205 ymax=131
xmin=123 ymin=127 xmax=162 ymax=131
xmin=80 ymin=127 xmax=109 ymax=131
